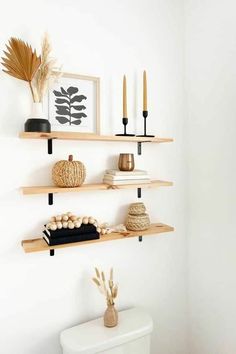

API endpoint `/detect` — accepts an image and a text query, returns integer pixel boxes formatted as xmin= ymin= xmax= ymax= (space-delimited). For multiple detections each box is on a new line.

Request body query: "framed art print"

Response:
xmin=48 ymin=72 xmax=100 ymax=134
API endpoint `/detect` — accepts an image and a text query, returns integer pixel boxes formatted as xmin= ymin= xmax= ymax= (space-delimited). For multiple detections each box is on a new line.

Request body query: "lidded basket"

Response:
xmin=125 ymin=202 xmax=150 ymax=231
xmin=52 ymin=154 xmax=86 ymax=187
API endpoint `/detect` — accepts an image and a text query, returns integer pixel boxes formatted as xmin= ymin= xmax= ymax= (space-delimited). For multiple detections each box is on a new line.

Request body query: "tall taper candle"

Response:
xmin=123 ymin=75 xmax=127 ymax=118
xmin=143 ymin=70 xmax=147 ymax=111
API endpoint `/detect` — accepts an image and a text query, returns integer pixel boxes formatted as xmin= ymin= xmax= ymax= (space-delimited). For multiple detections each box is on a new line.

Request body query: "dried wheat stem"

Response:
xmin=110 ymin=268 xmax=113 ymax=282
xmin=29 ymin=81 xmax=36 ymax=102
xmin=92 ymin=278 xmax=100 ymax=287
xmin=95 ymin=267 xmax=100 ymax=279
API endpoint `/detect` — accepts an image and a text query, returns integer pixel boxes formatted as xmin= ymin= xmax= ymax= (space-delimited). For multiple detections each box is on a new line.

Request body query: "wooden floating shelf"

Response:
xmin=21 ymin=223 xmax=174 ymax=254
xmin=21 ymin=180 xmax=173 ymax=195
xmin=19 ymin=131 xmax=173 ymax=143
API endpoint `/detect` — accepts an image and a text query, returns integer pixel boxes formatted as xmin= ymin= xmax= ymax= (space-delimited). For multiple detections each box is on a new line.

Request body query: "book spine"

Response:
xmin=103 ymin=179 xmax=151 ymax=185
xmin=103 ymin=174 xmax=150 ymax=181
xmin=105 ymin=170 xmax=147 ymax=176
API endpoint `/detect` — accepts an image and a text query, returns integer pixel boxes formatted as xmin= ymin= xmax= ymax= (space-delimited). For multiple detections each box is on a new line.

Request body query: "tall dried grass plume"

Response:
xmin=92 ymin=267 xmax=118 ymax=306
xmin=33 ymin=33 xmax=61 ymax=102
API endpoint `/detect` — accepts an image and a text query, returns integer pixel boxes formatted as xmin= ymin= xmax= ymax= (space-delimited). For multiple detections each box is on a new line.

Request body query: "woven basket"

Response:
xmin=125 ymin=213 xmax=150 ymax=231
xmin=128 ymin=202 xmax=146 ymax=215
xmin=52 ymin=155 xmax=86 ymax=187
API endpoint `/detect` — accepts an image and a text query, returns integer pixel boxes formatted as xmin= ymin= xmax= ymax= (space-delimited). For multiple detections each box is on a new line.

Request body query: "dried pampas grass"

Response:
xmin=33 ymin=33 xmax=61 ymax=102
xmin=92 ymin=267 xmax=118 ymax=306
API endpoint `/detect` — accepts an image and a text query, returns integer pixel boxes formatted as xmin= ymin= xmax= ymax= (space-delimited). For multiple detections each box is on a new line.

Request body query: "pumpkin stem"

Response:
xmin=68 ymin=155 xmax=73 ymax=161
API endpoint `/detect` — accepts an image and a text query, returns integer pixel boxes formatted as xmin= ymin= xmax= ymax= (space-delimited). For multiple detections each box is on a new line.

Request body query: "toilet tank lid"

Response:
xmin=60 ymin=307 xmax=153 ymax=354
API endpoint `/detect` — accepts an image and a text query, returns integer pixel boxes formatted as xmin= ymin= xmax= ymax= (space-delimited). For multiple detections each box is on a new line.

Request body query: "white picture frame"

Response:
xmin=47 ymin=72 xmax=100 ymax=134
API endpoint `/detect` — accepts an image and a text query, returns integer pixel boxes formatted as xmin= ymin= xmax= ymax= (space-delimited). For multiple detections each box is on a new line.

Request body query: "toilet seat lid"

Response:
xmin=60 ymin=307 xmax=153 ymax=354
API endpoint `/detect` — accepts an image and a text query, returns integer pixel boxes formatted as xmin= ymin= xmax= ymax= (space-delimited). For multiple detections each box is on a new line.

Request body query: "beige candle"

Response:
xmin=123 ymin=75 xmax=127 ymax=117
xmin=143 ymin=70 xmax=147 ymax=111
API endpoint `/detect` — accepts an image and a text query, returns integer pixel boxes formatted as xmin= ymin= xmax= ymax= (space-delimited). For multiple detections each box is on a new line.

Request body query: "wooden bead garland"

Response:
xmin=57 ymin=222 xmax=62 ymax=229
xmin=45 ymin=211 xmax=109 ymax=235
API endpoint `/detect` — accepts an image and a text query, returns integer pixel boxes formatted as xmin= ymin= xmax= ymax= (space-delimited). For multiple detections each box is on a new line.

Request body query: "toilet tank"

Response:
xmin=60 ymin=307 xmax=153 ymax=354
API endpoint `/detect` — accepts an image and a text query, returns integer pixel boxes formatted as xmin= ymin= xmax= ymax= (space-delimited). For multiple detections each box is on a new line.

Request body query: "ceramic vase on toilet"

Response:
xmin=24 ymin=102 xmax=51 ymax=132
xmin=104 ymin=304 xmax=118 ymax=327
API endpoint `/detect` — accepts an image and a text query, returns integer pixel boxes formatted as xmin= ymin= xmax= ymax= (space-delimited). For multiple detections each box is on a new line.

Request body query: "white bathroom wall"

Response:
xmin=0 ymin=1 xmax=187 ymax=353
xmin=185 ymin=0 xmax=236 ymax=353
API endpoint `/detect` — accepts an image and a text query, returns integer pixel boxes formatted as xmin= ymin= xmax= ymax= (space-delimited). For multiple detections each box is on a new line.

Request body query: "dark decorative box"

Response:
xmin=43 ymin=224 xmax=100 ymax=246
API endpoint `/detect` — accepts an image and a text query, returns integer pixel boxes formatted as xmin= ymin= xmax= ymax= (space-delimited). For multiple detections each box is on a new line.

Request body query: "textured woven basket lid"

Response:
xmin=128 ymin=202 xmax=146 ymax=215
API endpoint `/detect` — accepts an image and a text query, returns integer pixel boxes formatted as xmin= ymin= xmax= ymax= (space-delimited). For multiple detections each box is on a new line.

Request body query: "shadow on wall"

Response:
xmin=0 ymin=72 xmax=32 ymax=137
xmin=27 ymin=162 xmax=53 ymax=185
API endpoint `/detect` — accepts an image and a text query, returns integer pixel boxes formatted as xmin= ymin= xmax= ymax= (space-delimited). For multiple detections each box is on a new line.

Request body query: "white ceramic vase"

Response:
xmin=30 ymin=102 xmax=44 ymax=119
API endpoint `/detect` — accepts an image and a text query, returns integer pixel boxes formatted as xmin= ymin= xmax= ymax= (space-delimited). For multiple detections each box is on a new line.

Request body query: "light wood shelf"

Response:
xmin=21 ymin=223 xmax=174 ymax=254
xmin=21 ymin=180 xmax=173 ymax=195
xmin=19 ymin=131 xmax=173 ymax=143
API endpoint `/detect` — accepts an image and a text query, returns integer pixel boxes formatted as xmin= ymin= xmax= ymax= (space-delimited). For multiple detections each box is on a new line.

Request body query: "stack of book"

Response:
xmin=43 ymin=224 xmax=99 ymax=246
xmin=103 ymin=169 xmax=150 ymax=185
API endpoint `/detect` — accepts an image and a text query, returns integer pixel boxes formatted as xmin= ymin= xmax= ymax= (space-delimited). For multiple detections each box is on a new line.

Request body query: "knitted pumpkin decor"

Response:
xmin=52 ymin=155 xmax=86 ymax=187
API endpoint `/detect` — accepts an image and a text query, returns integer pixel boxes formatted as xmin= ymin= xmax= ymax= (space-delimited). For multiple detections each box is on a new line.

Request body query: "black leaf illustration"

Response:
xmin=67 ymin=86 xmax=79 ymax=95
xmin=55 ymin=116 xmax=70 ymax=124
xmin=53 ymin=90 xmax=68 ymax=97
xmin=72 ymin=119 xmax=82 ymax=125
xmin=53 ymin=86 xmax=87 ymax=126
xmin=71 ymin=105 xmax=86 ymax=111
xmin=61 ymin=87 xmax=68 ymax=95
xmin=55 ymin=106 xmax=70 ymax=116
xmin=55 ymin=98 xmax=69 ymax=105
xmin=71 ymin=95 xmax=87 ymax=104
xmin=71 ymin=112 xmax=87 ymax=118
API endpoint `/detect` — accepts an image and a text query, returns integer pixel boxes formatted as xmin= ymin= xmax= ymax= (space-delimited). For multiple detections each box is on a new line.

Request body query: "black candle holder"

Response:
xmin=136 ymin=111 xmax=155 ymax=137
xmin=116 ymin=118 xmax=135 ymax=136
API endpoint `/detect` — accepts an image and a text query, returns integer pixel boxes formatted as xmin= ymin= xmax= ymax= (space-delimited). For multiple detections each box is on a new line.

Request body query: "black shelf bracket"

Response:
xmin=48 ymin=139 xmax=53 ymax=154
xmin=50 ymin=249 xmax=55 ymax=256
xmin=137 ymin=187 xmax=142 ymax=198
xmin=137 ymin=140 xmax=152 ymax=155
xmin=137 ymin=142 xmax=142 ymax=155
xmin=48 ymin=193 xmax=53 ymax=205
xmin=137 ymin=188 xmax=142 ymax=240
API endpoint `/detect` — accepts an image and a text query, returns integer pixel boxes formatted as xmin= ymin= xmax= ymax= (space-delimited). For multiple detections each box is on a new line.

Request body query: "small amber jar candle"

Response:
xmin=118 ymin=153 xmax=135 ymax=171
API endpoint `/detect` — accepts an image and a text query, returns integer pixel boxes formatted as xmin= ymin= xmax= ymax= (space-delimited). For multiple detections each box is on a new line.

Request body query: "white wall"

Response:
xmin=0 ymin=1 xmax=187 ymax=353
xmin=185 ymin=0 xmax=236 ymax=353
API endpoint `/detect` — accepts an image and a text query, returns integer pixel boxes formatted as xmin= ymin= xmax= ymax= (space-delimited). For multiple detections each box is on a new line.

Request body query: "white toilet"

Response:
xmin=60 ymin=307 xmax=153 ymax=354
